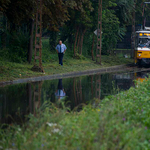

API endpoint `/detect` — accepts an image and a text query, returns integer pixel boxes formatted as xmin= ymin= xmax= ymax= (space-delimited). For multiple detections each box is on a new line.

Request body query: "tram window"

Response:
xmin=138 ymin=38 xmax=150 ymax=48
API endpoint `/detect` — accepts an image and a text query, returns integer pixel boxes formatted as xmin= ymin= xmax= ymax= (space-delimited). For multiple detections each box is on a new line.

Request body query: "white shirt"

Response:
xmin=56 ymin=44 xmax=67 ymax=53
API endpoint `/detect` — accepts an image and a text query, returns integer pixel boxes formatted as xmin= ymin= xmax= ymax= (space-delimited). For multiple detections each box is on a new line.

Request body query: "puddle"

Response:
xmin=0 ymin=70 xmax=149 ymax=124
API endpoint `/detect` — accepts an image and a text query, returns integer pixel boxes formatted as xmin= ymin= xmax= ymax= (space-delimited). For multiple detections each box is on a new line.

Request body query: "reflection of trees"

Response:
xmin=95 ymin=75 xmax=101 ymax=100
xmin=72 ymin=75 xmax=102 ymax=108
xmin=1 ymin=72 xmax=138 ymax=124
xmin=73 ymin=78 xmax=82 ymax=106
xmin=73 ymin=75 xmax=102 ymax=108
xmin=27 ymin=83 xmax=32 ymax=114
xmin=101 ymin=74 xmax=114 ymax=97
xmin=91 ymin=76 xmax=94 ymax=97
xmin=30 ymin=81 xmax=43 ymax=116
xmin=0 ymin=84 xmax=28 ymax=124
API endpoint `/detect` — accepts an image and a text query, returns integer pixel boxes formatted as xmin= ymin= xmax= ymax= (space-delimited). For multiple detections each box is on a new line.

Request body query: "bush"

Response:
xmin=74 ymin=53 xmax=86 ymax=60
xmin=0 ymin=30 xmax=29 ymax=63
xmin=1 ymin=78 xmax=150 ymax=149
xmin=8 ymin=31 xmax=29 ymax=62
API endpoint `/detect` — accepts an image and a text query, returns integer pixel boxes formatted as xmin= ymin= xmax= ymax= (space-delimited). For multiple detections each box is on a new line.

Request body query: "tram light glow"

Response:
xmin=139 ymin=33 xmax=150 ymax=36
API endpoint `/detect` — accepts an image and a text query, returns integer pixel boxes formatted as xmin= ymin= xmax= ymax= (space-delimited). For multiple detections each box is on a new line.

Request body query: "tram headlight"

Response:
xmin=138 ymin=54 xmax=141 ymax=56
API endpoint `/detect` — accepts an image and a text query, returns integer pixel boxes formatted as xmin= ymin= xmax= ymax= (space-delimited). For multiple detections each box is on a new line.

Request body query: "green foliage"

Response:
xmin=9 ymin=31 xmax=29 ymax=62
xmin=74 ymin=53 xmax=86 ymax=60
xmin=0 ymin=48 xmax=9 ymax=61
xmin=0 ymin=31 xmax=29 ymax=63
xmin=102 ymin=8 xmax=120 ymax=54
xmin=1 ymin=78 xmax=150 ymax=149
xmin=1 ymin=0 xmax=142 ymax=63
xmin=101 ymin=1 xmax=127 ymax=54
xmin=2 ymin=0 xmax=36 ymax=24
xmin=116 ymin=0 xmax=135 ymax=24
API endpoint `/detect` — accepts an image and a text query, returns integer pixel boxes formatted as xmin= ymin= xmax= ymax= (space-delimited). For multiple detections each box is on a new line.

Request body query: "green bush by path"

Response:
xmin=1 ymin=78 xmax=150 ymax=149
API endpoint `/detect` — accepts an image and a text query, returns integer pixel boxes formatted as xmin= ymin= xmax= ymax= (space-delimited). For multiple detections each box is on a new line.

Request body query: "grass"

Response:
xmin=1 ymin=75 xmax=150 ymax=149
xmin=0 ymin=38 xmax=133 ymax=82
xmin=0 ymin=55 xmax=133 ymax=82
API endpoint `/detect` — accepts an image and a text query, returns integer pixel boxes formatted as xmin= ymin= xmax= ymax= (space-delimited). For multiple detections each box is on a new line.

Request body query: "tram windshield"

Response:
xmin=138 ymin=38 xmax=150 ymax=48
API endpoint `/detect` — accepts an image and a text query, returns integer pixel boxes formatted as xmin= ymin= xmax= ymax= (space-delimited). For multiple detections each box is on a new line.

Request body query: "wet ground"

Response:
xmin=0 ymin=69 xmax=150 ymax=124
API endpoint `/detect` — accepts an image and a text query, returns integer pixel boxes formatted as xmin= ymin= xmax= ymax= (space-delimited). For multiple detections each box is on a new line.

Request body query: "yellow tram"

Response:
xmin=135 ymin=30 xmax=150 ymax=66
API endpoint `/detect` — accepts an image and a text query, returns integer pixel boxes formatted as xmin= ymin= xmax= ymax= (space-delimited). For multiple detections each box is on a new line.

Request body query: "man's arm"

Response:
xmin=63 ymin=45 xmax=67 ymax=53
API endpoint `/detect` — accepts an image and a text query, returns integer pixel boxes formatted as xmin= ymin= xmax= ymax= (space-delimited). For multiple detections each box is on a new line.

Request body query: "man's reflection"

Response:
xmin=55 ymin=79 xmax=66 ymax=101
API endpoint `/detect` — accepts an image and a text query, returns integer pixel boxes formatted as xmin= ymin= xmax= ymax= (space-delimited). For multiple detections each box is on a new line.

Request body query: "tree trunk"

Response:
xmin=28 ymin=19 xmax=35 ymax=63
xmin=80 ymin=29 xmax=86 ymax=55
xmin=74 ymin=26 xmax=79 ymax=57
xmin=91 ymin=33 xmax=95 ymax=61
xmin=77 ymin=32 xmax=81 ymax=54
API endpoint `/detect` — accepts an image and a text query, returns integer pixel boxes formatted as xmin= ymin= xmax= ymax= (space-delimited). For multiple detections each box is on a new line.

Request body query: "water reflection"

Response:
xmin=55 ymin=79 xmax=66 ymax=101
xmin=31 ymin=81 xmax=43 ymax=115
xmin=73 ymin=78 xmax=83 ymax=106
xmin=0 ymin=71 xmax=149 ymax=124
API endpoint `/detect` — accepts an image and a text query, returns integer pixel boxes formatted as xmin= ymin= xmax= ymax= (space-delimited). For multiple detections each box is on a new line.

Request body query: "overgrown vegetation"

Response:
xmin=0 ymin=38 xmax=133 ymax=82
xmin=1 ymin=77 xmax=150 ymax=149
xmin=0 ymin=0 xmax=148 ymax=63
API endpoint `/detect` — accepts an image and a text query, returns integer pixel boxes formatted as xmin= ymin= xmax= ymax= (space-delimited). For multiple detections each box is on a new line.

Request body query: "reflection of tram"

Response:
xmin=112 ymin=74 xmax=134 ymax=90
xmin=135 ymin=31 xmax=150 ymax=65
xmin=135 ymin=72 xmax=149 ymax=83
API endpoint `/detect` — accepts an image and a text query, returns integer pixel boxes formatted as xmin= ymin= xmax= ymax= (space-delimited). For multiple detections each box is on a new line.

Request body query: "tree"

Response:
xmin=0 ymin=0 xmax=10 ymax=12
xmin=1 ymin=0 xmax=72 ymax=63
xmin=59 ymin=0 xmax=94 ymax=56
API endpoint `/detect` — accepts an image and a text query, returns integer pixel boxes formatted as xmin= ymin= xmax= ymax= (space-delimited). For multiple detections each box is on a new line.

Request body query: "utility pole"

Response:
xmin=131 ymin=0 xmax=136 ymax=58
xmin=142 ymin=2 xmax=150 ymax=30
xmin=32 ymin=0 xmax=44 ymax=73
xmin=96 ymin=0 xmax=102 ymax=64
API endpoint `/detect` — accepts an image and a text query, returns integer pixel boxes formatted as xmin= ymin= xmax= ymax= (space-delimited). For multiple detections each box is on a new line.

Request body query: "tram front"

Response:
xmin=135 ymin=31 xmax=150 ymax=66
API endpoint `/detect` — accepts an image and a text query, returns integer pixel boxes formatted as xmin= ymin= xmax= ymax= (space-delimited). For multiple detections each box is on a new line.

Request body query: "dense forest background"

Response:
xmin=0 ymin=0 xmax=150 ymax=63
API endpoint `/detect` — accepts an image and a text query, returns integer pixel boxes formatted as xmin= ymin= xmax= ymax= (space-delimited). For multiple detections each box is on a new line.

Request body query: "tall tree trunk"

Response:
xmin=91 ymin=33 xmax=95 ymax=61
xmin=80 ymin=29 xmax=86 ymax=55
xmin=28 ymin=19 xmax=35 ymax=63
xmin=77 ymin=32 xmax=81 ymax=54
xmin=2 ymin=15 xmax=7 ymax=48
xmin=74 ymin=26 xmax=79 ymax=57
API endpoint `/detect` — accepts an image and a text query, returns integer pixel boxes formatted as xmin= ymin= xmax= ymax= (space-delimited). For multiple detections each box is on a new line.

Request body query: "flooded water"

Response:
xmin=0 ymin=70 xmax=149 ymax=124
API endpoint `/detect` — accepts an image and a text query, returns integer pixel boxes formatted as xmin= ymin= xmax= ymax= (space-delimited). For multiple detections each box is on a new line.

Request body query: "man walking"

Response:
xmin=56 ymin=40 xmax=67 ymax=66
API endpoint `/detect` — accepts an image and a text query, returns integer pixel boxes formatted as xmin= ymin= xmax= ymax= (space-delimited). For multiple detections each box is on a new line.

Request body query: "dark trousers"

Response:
xmin=58 ymin=53 xmax=64 ymax=66
xmin=58 ymin=79 xmax=63 ymax=90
